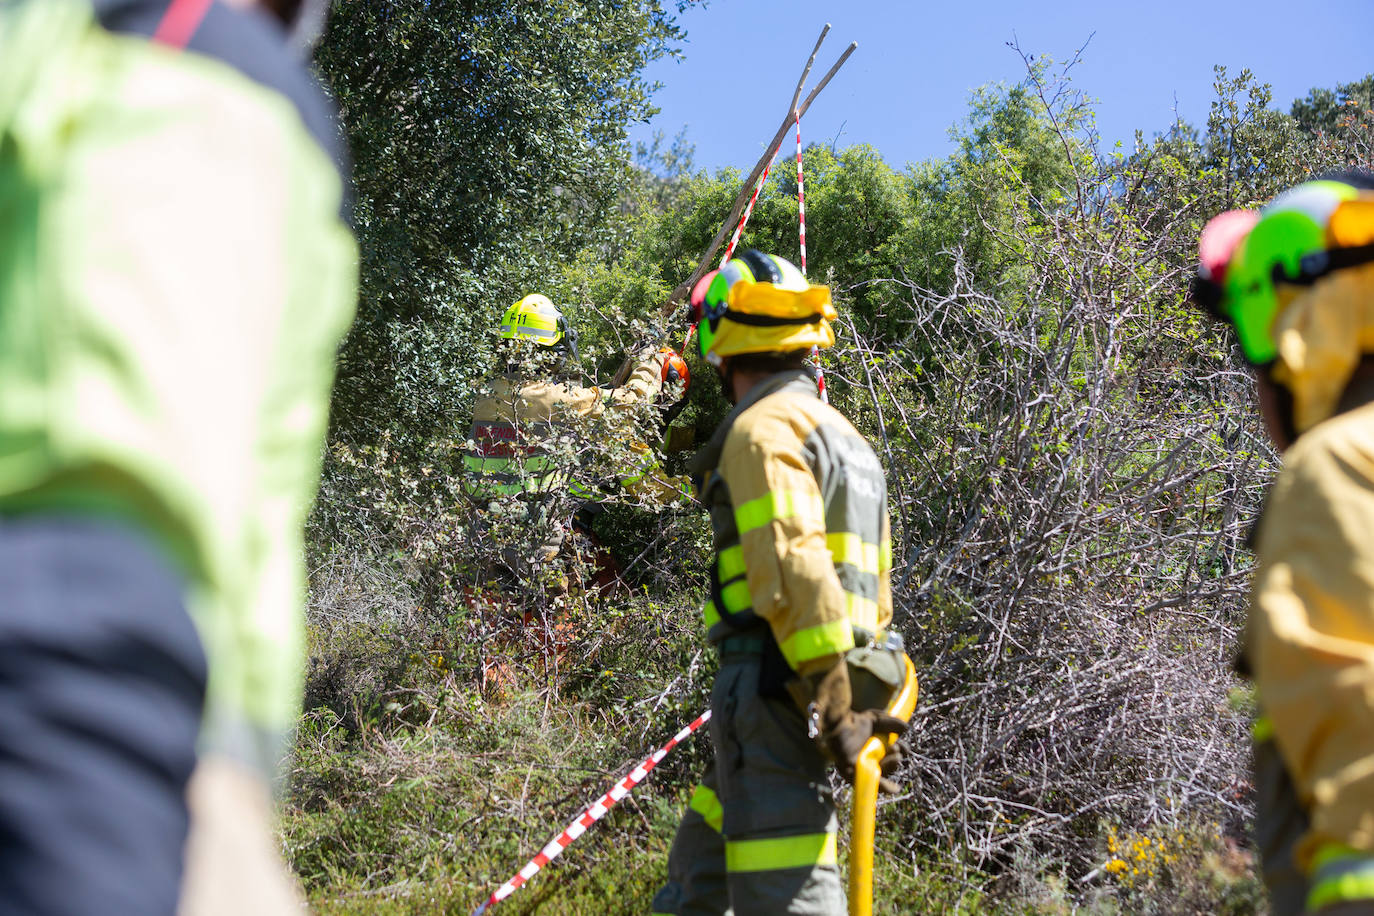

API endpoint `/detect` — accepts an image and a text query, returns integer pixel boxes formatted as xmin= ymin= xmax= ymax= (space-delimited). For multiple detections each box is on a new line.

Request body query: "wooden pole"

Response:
xmin=660 ymin=28 xmax=857 ymax=317
xmin=790 ymin=24 xmax=830 ymax=121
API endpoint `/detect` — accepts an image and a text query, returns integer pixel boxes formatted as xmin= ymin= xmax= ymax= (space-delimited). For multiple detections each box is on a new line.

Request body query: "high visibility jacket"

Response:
xmin=1250 ymin=398 xmax=1374 ymax=908
xmin=463 ymin=350 xmax=683 ymax=503
xmin=0 ymin=0 xmax=357 ymax=776
xmin=689 ymin=370 xmax=893 ymax=671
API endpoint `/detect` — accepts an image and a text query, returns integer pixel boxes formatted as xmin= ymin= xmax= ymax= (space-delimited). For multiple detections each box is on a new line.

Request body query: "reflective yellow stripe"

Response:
xmin=779 ymin=617 xmax=855 ymax=668
xmin=466 ymin=477 xmax=558 ymax=497
xmin=1309 ymin=844 xmax=1374 ymax=909
xmin=462 ymin=454 xmax=516 ymax=475
xmin=523 ymin=459 xmax=559 ymax=474
xmin=718 ymin=544 xmax=746 ymax=581
xmin=826 ymin=532 xmax=880 ymax=574
xmin=1251 ymin=714 xmax=1275 ymax=744
xmin=726 ymin=832 xmax=838 ymax=873
xmin=463 ymin=454 xmax=560 ymax=495
xmin=688 ymin=784 xmax=724 ymax=834
xmin=460 ymin=461 xmax=526 ymax=498
xmin=845 ymin=591 xmax=880 ymax=632
xmin=879 ymin=538 xmax=892 ymax=572
xmin=465 ymin=482 xmax=526 ymax=498
xmin=1312 ymin=843 xmax=1366 ymax=872
xmin=720 ymin=579 xmax=752 ymax=614
xmin=735 ymin=489 xmax=825 ymax=535
xmin=703 ymin=600 xmax=721 ymax=630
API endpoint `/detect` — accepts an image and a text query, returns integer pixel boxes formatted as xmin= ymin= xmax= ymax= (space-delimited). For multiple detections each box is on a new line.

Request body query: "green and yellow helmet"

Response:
xmin=1193 ymin=176 xmax=1374 ymax=365
xmin=687 ymin=250 xmax=836 ymax=366
xmin=501 ymin=294 xmax=569 ymax=347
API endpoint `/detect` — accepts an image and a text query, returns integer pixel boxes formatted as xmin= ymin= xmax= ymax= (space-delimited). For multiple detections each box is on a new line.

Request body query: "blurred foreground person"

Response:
xmin=652 ymin=251 xmax=914 ymax=916
xmin=462 ymin=294 xmax=689 ymax=580
xmin=1193 ymin=172 xmax=1374 ymax=915
xmin=0 ymin=0 xmax=355 ymax=913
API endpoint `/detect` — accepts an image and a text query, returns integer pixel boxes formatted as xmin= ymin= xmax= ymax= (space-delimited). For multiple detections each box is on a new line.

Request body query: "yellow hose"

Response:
xmin=849 ymin=655 xmax=919 ymax=916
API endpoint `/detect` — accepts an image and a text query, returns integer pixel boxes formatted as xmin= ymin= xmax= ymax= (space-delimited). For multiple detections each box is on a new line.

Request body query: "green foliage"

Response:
xmin=957 ymin=78 xmax=1078 ymax=210
xmin=1292 ymin=73 xmax=1374 ymax=175
xmin=1292 ymin=74 xmax=1374 ymax=137
xmin=1203 ymin=66 xmax=1314 ymax=209
xmin=316 ymin=0 xmax=696 ymax=454
xmin=296 ymin=10 xmax=1374 ymax=909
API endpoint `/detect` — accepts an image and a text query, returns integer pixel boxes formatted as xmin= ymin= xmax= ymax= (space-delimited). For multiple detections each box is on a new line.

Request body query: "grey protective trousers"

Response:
xmin=1251 ymin=736 xmax=1374 ymax=916
xmin=0 ymin=517 xmax=206 ymax=916
xmin=1254 ymin=735 xmax=1309 ymax=916
xmin=653 ymin=655 xmax=844 ymax=916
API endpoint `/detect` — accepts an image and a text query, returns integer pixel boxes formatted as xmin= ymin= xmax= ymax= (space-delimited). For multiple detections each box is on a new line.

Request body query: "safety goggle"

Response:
xmin=689 ymin=270 xmax=729 ymax=326
xmin=556 ymin=314 xmax=579 ymax=362
xmin=1202 ymin=259 xmax=1374 ymax=366
xmin=689 ymin=270 xmax=730 ymax=361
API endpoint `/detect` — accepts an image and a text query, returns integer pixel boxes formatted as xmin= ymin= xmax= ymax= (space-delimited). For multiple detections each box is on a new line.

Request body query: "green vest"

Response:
xmin=0 ymin=0 xmax=357 ymax=774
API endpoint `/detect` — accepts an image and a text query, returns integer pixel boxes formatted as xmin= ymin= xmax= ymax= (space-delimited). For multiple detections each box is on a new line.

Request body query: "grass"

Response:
xmin=284 ymin=572 xmax=1269 ymax=915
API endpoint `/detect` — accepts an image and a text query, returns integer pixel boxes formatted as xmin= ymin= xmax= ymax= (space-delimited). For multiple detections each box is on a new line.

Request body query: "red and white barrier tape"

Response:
xmin=793 ymin=113 xmax=829 ymax=403
xmin=153 ymin=0 xmax=213 ymax=47
xmin=796 ymin=112 xmax=807 ymax=275
xmin=471 ymin=709 xmax=712 ymax=915
xmin=721 ymin=160 xmax=773 ymax=267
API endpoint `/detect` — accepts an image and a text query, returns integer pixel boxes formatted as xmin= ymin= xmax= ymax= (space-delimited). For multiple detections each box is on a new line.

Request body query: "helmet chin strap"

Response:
xmin=717 ymin=360 xmax=738 ymax=406
xmin=1262 ymin=364 xmax=1300 ymax=446
xmin=259 ymin=0 xmax=331 ymax=50
xmin=559 ymin=324 xmax=580 ymax=364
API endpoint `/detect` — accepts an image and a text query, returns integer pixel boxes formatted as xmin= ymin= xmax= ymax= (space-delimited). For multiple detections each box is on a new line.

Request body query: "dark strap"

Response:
xmin=721 ymin=308 xmax=825 ymax=328
xmin=715 ymin=634 xmax=766 ymax=657
xmin=711 ymin=625 xmax=799 ymax=702
xmin=709 ymin=561 xmax=749 ymax=624
xmin=1286 ymin=242 xmax=1374 ymax=286
xmin=152 ymin=0 xmax=212 ymax=48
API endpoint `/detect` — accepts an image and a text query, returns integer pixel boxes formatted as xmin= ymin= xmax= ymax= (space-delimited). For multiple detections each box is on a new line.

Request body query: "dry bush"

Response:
xmin=818 ymin=76 xmax=1280 ymax=891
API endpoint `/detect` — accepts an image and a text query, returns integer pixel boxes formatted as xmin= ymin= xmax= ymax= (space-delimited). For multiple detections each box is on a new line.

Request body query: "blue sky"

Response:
xmin=627 ymin=0 xmax=1373 ymax=173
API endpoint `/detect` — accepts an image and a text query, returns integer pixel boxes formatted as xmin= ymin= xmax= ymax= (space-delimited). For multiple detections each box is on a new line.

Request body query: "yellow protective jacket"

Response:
xmin=462 ymin=349 xmax=683 ymax=503
xmin=1250 ymin=398 xmax=1374 ymax=892
xmin=690 ymin=370 xmax=893 ymax=671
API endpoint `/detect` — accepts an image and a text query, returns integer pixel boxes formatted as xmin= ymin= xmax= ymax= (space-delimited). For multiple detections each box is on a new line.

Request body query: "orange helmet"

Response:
xmin=660 ymin=348 xmax=690 ymax=390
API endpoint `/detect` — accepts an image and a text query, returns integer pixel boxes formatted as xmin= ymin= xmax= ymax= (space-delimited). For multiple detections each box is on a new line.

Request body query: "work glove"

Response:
xmin=796 ymin=656 xmax=909 ymax=793
xmin=609 ymin=337 xmax=657 ymax=389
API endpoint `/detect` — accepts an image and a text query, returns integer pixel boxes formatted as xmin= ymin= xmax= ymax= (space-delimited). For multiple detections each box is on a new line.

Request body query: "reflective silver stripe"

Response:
xmin=501 ymin=321 xmax=559 ymax=341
